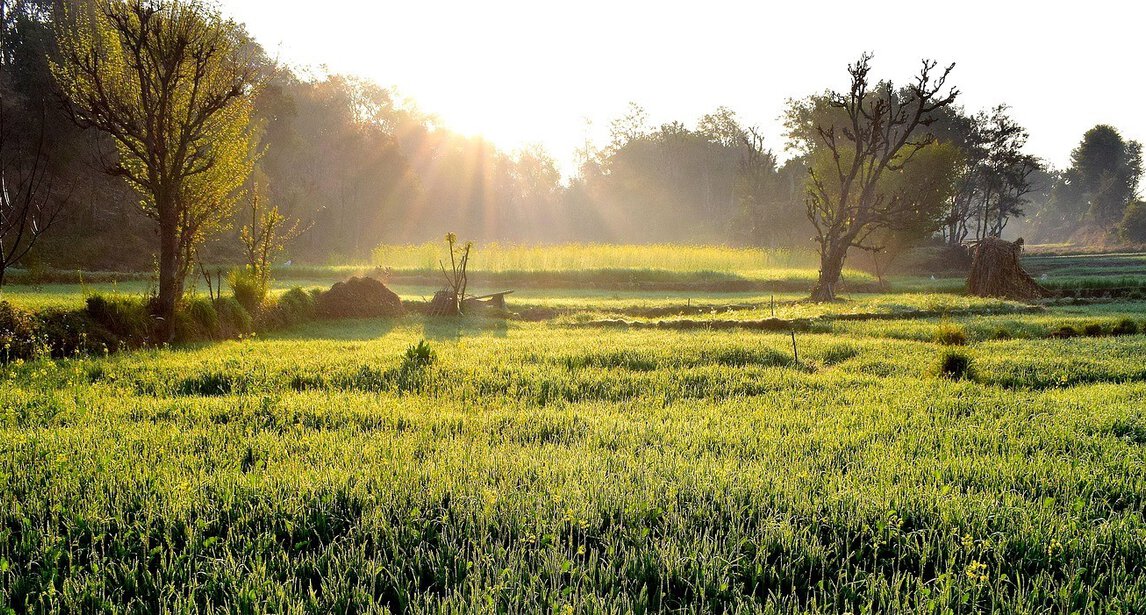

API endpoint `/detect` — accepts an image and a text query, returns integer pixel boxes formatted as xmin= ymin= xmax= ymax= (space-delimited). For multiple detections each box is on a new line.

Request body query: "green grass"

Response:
xmin=2 ymin=294 xmax=1145 ymax=611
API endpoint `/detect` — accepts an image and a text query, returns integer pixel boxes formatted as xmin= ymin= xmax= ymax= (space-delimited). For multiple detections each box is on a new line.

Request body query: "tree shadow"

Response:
xmin=422 ymin=316 xmax=509 ymax=342
xmin=264 ymin=316 xmax=406 ymax=341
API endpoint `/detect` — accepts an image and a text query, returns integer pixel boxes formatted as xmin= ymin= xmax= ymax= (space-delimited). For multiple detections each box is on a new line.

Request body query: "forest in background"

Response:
xmin=2 ymin=0 xmax=1145 ymax=276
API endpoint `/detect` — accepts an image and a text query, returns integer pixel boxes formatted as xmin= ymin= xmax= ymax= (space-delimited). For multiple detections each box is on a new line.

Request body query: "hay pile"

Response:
xmin=315 ymin=277 xmax=404 ymax=318
xmin=967 ymin=237 xmax=1048 ymax=301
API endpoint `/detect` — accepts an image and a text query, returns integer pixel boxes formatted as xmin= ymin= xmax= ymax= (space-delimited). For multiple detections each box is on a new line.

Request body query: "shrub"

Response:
xmin=1117 ymin=199 xmax=1146 ymax=243
xmin=85 ymin=295 xmax=154 ymax=343
xmin=214 ymin=297 xmax=253 ymax=337
xmin=396 ymin=340 xmax=435 ymax=393
xmin=276 ymin=287 xmax=315 ymax=325
xmin=228 ymin=267 xmax=265 ymax=313
xmin=1051 ymin=325 xmax=1079 ymax=339
xmin=0 ymin=301 xmax=39 ymax=362
xmin=935 ymin=349 xmax=973 ymax=380
xmin=1112 ymin=319 xmax=1139 ymax=336
xmin=176 ymin=297 xmax=221 ymax=341
xmin=933 ymin=323 xmax=967 ymax=346
xmin=34 ymin=309 xmax=95 ymax=358
xmin=1082 ymin=323 xmax=1106 ymax=337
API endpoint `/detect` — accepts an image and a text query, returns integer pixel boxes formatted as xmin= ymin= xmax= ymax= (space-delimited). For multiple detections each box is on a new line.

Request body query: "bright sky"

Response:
xmin=219 ymin=0 xmax=1144 ymax=176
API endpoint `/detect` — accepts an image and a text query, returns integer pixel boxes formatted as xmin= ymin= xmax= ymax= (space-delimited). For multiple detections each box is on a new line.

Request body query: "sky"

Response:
xmin=218 ymin=0 xmax=1144 ymax=176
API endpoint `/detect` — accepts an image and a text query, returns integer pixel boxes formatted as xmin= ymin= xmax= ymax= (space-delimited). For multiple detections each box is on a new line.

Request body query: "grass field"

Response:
xmin=2 ymin=250 xmax=1145 ymax=612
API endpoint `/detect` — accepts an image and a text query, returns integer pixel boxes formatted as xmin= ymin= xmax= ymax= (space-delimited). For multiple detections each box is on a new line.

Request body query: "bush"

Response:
xmin=275 ymin=287 xmax=315 ymax=325
xmin=35 ymin=309 xmax=97 ymax=358
xmin=1112 ymin=319 xmax=1139 ymax=336
xmin=227 ymin=267 xmax=266 ymax=313
xmin=935 ymin=349 xmax=973 ymax=380
xmin=1118 ymin=199 xmax=1146 ymax=243
xmin=1051 ymin=325 xmax=1079 ymax=339
xmin=176 ymin=297 xmax=221 ymax=342
xmin=403 ymin=339 xmax=435 ymax=369
xmin=991 ymin=327 xmax=1014 ymax=340
xmin=84 ymin=295 xmax=154 ymax=344
xmin=933 ymin=323 xmax=967 ymax=346
xmin=214 ymin=297 xmax=253 ymax=337
xmin=0 ymin=301 xmax=40 ymax=362
xmin=1082 ymin=323 xmax=1106 ymax=337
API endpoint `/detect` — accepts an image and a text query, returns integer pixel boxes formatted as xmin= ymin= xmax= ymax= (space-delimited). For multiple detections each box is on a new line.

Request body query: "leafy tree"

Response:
xmin=788 ymin=54 xmax=958 ymax=301
xmin=52 ymin=0 xmax=261 ymax=339
xmin=942 ymin=106 xmax=1041 ymax=244
xmin=1118 ymin=200 xmax=1146 ymax=243
xmin=1070 ymin=125 xmax=1142 ymax=227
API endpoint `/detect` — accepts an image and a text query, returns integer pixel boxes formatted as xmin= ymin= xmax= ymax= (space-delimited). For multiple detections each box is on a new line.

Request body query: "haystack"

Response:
xmin=315 ymin=277 xmax=404 ymax=318
xmin=967 ymin=237 xmax=1048 ymax=301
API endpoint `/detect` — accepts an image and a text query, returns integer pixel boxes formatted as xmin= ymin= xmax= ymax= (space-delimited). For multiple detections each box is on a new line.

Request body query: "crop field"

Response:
xmin=1 ymin=253 xmax=1145 ymax=612
xmin=2 ymin=271 xmax=1146 ymax=612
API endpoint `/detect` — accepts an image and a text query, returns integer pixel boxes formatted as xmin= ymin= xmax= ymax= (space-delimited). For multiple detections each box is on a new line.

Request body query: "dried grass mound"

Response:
xmin=316 ymin=277 xmax=404 ymax=318
xmin=967 ymin=237 xmax=1048 ymax=301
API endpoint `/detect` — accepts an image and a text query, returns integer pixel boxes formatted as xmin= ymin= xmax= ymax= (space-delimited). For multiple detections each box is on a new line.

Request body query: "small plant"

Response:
xmin=403 ymin=340 xmax=435 ymax=369
xmin=1112 ymin=319 xmax=1139 ymax=336
xmin=395 ymin=340 xmax=435 ymax=393
xmin=933 ymin=323 xmax=967 ymax=346
xmin=936 ymin=349 xmax=973 ymax=380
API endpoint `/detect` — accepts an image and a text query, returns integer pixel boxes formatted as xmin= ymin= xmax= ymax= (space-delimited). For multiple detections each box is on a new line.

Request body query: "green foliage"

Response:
xmin=277 ymin=287 xmax=316 ymax=323
xmin=227 ymin=267 xmax=266 ymax=313
xmin=84 ymin=294 xmax=154 ymax=343
xmin=1052 ymin=325 xmax=1079 ymax=339
xmin=402 ymin=339 xmax=435 ymax=369
xmin=0 ymin=301 xmax=39 ymax=361
xmin=213 ymin=296 xmax=254 ymax=337
xmin=176 ymin=296 xmax=221 ymax=342
xmin=1118 ymin=200 xmax=1146 ymax=243
xmin=1082 ymin=323 xmax=1107 ymax=337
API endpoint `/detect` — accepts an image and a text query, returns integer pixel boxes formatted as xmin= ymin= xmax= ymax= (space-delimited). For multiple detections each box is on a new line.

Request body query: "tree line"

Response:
xmin=1 ymin=0 xmax=1144 ymax=321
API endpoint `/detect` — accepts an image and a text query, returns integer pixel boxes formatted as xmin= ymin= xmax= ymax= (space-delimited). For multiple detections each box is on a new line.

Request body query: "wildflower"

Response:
xmin=965 ymin=560 xmax=987 ymax=582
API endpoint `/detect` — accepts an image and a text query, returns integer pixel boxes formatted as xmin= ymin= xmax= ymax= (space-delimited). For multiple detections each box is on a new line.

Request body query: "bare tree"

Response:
xmin=799 ymin=53 xmax=957 ymax=301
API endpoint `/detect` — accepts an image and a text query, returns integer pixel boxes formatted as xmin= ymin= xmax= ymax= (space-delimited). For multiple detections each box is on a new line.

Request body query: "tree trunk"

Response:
xmin=156 ymin=196 xmax=182 ymax=342
xmin=810 ymin=242 xmax=848 ymax=302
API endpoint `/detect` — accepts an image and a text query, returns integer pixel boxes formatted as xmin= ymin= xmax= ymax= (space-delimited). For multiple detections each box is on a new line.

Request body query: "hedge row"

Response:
xmin=0 ymin=287 xmax=320 ymax=363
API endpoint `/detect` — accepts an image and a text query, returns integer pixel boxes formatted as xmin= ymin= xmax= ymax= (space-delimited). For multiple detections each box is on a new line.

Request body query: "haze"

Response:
xmin=220 ymin=0 xmax=1144 ymax=173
